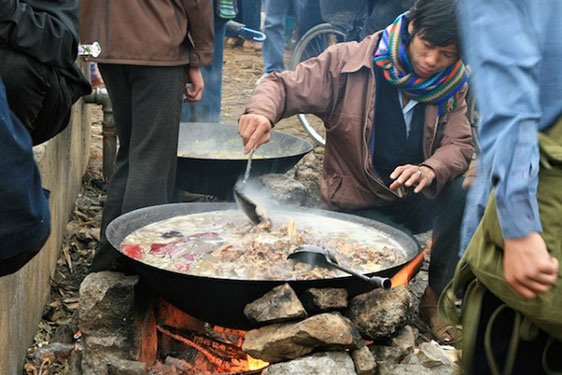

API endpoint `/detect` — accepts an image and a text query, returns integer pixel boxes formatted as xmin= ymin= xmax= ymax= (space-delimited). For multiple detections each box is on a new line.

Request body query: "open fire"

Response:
xmin=150 ymin=299 xmax=269 ymax=374
xmin=390 ymin=244 xmax=430 ymax=287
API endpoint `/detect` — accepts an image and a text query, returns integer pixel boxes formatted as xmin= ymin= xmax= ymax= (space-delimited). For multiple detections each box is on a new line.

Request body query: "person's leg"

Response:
xmin=427 ymin=176 xmax=465 ymax=294
xmin=91 ymin=63 xmax=134 ymax=272
xmin=123 ymin=65 xmax=185 ymax=213
xmin=361 ymin=0 xmax=415 ymax=39
xmin=242 ymin=0 xmax=262 ymax=31
xmin=263 ymin=0 xmax=290 ymax=73
xmin=184 ymin=17 xmax=227 ymax=123
xmin=419 ymin=176 xmax=465 ymax=344
xmin=295 ymin=0 xmax=323 ymax=38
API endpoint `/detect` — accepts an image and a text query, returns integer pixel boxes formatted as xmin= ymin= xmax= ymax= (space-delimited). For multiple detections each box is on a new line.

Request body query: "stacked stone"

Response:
xmin=242 ymin=283 xmax=458 ymax=375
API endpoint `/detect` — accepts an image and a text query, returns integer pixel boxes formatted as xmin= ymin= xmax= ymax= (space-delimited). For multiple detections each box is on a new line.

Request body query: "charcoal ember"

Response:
xmin=346 ymin=286 xmax=413 ymax=340
xmin=301 ymin=287 xmax=348 ymax=314
xmin=262 ymin=351 xmax=356 ymax=375
xmin=242 ymin=312 xmax=364 ymax=363
xmin=164 ymin=356 xmax=193 ymax=373
xmin=244 ymin=284 xmax=307 ymax=325
xmin=149 ymin=361 xmax=179 ymax=375
xmin=105 ymin=357 xmax=147 ymax=375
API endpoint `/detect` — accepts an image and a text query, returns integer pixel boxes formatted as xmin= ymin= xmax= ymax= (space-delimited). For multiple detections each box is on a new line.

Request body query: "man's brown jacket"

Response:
xmin=80 ymin=0 xmax=214 ymax=67
xmin=244 ymin=32 xmax=474 ymax=209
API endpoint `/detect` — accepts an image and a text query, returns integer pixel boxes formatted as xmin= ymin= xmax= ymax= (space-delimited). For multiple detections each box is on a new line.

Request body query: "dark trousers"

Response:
xmin=90 ymin=64 xmax=185 ymax=272
xmin=235 ymin=0 xmax=262 ymax=31
xmin=351 ymin=176 xmax=466 ymax=293
xmin=472 ymin=290 xmax=562 ymax=374
xmin=0 ymin=48 xmax=73 ymax=145
xmin=361 ymin=0 xmax=414 ymax=39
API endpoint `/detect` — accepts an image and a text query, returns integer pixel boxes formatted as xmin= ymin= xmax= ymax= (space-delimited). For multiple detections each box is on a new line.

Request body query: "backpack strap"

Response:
xmin=484 ymin=304 xmax=521 ymax=375
xmin=459 ymin=279 xmax=487 ymax=374
xmin=542 ymin=337 xmax=562 ymax=375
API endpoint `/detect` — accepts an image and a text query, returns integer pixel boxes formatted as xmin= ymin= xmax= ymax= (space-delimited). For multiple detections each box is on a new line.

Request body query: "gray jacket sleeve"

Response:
xmin=0 ymin=0 xmax=79 ymax=68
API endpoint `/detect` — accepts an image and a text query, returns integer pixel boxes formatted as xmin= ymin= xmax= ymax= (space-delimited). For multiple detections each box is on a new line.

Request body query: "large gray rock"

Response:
xmin=79 ymin=272 xmax=155 ymax=374
xmin=346 ymin=286 xmax=413 ymax=339
xmin=397 ymin=342 xmax=458 ymax=375
xmin=262 ymin=351 xmax=356 ymax=375
xmin=378 ymin=363 xmax=436 ymax=375
xmin=418 ymin=341 xmax=456 ymax=369
xmin=242 ymin=312 xmax=364 ymax=362
xmin=351 ymin=346 xmax=376 ymax=375
xmin=79 ymin=272 xmax=140 ymax=336
xmin=390 ymin=325 xmax=416 ymax=355
xmin=244 ymin=283 xmax=307 ymax=325
xmin=301 ymin=287 xmax=348 ymax=314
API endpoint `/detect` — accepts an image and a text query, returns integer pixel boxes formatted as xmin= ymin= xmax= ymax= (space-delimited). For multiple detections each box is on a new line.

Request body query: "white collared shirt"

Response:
xmin=398 ymin=92 xmax=419 ymax=137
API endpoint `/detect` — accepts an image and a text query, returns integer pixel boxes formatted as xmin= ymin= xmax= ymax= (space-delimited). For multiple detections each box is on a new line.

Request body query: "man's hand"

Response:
xmin=389 ymin=164 xmax=436 ymax=193
xmin=503 ymin=232 xmax=559 ymax=299
xmin=184 ymin=67 xmax=204 ymax=102
xmin=238 ymin=114 xmax=273 ymax=153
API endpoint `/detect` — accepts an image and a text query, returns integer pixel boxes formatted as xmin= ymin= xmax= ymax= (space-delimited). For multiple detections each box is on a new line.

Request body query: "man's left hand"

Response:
xmin=389 ymin=164 xmax=435 ymax=193
xmin=184 ymin=67 xmax=204 ymax=103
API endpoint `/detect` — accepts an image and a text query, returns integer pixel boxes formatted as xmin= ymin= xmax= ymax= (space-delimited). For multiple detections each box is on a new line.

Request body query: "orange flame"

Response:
xmin=247 ymin=355 xmax=269 ymax=370
xmin=390 ymin=244 xmax=430 ymax=287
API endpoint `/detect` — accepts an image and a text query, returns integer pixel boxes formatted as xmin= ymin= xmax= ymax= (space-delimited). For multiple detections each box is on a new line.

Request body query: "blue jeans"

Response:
xmin=263 ymin=0 xmax=321 ymax=73
xmin=181 ymin=17 xmax=227 ymax=123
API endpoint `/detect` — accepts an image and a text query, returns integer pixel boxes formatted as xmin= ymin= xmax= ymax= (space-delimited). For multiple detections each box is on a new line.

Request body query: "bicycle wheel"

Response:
xmin=290 ymin=23 xmax=348 ymax=147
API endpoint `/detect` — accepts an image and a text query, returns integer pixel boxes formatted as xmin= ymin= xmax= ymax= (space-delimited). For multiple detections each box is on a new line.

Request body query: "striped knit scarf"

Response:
xmin=374 ymin=12 xmax=468 ymax=115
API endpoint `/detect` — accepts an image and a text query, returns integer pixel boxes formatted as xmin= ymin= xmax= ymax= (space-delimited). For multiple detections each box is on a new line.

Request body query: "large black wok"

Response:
xmin=176 ymin=122 xmax=314 ymax=199
xmin=106 ymin=202 xmax=421 ymax=329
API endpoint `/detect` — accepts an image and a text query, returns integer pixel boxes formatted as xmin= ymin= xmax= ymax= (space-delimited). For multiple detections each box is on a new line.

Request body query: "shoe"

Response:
xmin=419 ymin=286 xmax=460 ymax=345
xmin=225 ymin=37 xmax=243 ymax=48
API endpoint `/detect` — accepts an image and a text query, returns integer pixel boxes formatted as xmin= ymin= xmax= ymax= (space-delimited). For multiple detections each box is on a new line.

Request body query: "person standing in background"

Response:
xmin=80 ymin=1 xmax=214 ymax=272
xmin=361 ymin=0 xmax=415 ymax=39
xmin=233 ymin=0 xmax=262 ymax=51
xmin=182 ymin=0 xmax=236 ymax=124
xmin=261 ymin=0 xmax=322 ymax=76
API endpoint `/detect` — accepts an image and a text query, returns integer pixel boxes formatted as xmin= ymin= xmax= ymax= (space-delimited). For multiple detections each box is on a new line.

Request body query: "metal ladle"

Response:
xmin=233 ymin=148 xmax=264 ymax=225
xmin=288 ymin=245 xmax=392 ymax=289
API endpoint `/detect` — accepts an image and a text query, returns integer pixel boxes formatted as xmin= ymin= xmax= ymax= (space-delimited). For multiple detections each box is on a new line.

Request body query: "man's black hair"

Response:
xmin=409 ymin=0 xmax=459 ymax=47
